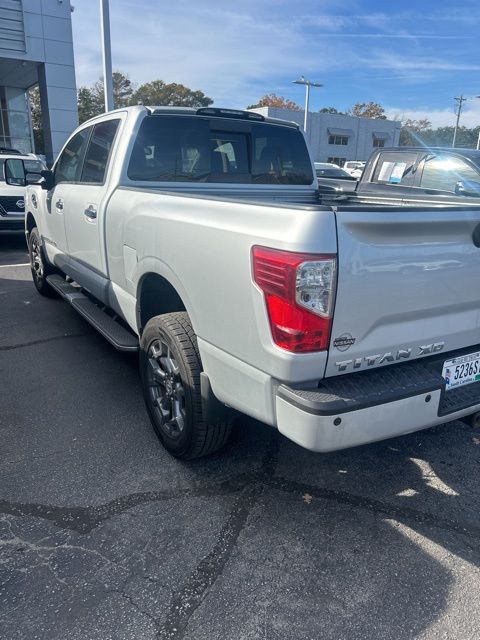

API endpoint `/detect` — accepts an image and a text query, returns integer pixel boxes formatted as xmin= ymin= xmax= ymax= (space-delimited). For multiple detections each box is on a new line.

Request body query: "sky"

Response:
xmin=71 ymin=0 xmax=480 ymax=128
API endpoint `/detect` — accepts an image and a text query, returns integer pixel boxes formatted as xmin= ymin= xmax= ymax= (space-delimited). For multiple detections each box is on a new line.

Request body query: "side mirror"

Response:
xmin=4 ymin=158 xmax=26 ymax=186
xmin=40 ymin=169 xmax=55 ymax=191
xmin=4 ymin=158 xmax=54 ymax=190
xmin=455 ymin=180 xmax=480 ymax=198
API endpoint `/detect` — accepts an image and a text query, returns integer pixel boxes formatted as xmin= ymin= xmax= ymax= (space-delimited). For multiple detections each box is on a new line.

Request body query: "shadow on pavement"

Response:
xmin=0 ymin=262 xmax=479 ymax=639
xmin=0 ymin=231 xmax=28 ymax=266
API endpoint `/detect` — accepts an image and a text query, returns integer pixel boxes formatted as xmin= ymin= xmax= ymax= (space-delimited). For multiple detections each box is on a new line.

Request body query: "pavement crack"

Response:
xmin=156 ymin=484 xmax=259 ymax=640
xmin=268 ymin=476 xmax=480 ymax=540
xmin=0 ymin=332 xmax=91 ymax=351
xmin=2 ymin=449 xmax=75 ymax=466
xmin=0 ymin=476 xmax=248 ymax=534
xmin=108 ymin=588 xmax=159 ymax=629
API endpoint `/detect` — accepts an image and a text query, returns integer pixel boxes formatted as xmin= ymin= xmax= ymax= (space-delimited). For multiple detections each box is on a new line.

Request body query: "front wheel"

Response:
xmin=28 ymin=227 xmax=57 ymax=297
xmin=140 ymin=312 xmax=232 ymax=460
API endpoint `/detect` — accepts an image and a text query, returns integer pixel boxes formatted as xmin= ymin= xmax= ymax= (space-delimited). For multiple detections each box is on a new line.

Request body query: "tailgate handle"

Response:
xmin=472 ymin=223 xmax=480 ymax=248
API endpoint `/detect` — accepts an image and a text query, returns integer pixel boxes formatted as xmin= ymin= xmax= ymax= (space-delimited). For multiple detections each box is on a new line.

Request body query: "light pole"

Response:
xmin=452 ymin=94 xmax=467 ymax=148
xmin=475 ymin=96 xmax=480 ymax=150
xmin=292 ymin=77 xmax=323 ymax=135
xmin=100 ymin=0 xmax=114 ymax=112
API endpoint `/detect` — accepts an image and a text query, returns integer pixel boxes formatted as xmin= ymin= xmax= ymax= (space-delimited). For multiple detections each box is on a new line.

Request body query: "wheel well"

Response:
xmin=138 ymin=273 xmax=186 ymax=332
xmin=26 ymin=212 xmax=36 ymax=235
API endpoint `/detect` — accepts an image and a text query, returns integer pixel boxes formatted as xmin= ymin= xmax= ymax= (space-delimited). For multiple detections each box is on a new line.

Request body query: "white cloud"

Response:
xmin=70 ymin=0 xmax=480 ymax=118
xmin=386 ymin=103 xmax=480 ymax=128
xmin=360 ymin=51 xmax=480 ymax=72
xmin=71 ymin=1 xmax=360 ymax=107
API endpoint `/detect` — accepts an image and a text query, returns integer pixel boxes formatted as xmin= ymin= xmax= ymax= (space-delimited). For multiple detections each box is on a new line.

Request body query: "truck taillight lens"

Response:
xmin=252 ymin=246 xmax=336 ymax=353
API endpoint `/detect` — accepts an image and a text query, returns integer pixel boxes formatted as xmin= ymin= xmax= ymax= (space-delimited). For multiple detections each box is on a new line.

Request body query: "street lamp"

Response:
xmin=100 ymin=0 xmax=114 ymax=112
xmin=292 ymin=76 xmax=323 ymax=134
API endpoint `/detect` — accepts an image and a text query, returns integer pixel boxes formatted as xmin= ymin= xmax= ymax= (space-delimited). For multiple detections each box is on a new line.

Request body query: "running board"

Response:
xmin=46 ymin=274 xmax=139 ymax=352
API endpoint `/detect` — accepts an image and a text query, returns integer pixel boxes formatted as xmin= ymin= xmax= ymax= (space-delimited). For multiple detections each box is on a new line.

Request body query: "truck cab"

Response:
xmin=356 ymin=147 xmax=480 ymax=204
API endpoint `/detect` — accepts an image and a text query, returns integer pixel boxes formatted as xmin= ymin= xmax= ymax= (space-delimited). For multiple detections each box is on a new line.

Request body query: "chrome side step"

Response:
xmin=46 ymin=274 xmax=139 ymax=352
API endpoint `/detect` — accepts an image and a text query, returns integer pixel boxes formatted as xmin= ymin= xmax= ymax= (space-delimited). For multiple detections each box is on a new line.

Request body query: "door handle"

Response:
xmin=84 ymin=205 xmax=97 ymax=220
xmin=55 ymin=199 xmax=64 ymax=212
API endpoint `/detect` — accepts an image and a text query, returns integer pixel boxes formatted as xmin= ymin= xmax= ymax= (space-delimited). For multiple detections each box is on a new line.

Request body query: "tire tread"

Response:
xmin=141 ymin=312 xmax=232 ymax=459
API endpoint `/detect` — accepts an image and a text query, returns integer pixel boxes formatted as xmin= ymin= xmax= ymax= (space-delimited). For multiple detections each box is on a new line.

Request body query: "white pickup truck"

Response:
xmin=7 ymin=106 xmax=480 ymax=459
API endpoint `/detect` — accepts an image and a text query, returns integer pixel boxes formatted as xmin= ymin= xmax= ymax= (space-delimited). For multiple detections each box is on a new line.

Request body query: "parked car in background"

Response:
xmin=314 ymin=162 xmax=358 ymax=195
xmin=0 ymin=149 xmax=45 ymax=231
xmin=352 ymin=147 xmax=480 ymax=204
xmin=319 ymin=148 xmax=480 ymax=207
xmin=343 ymin=160 xmax=366 ymax=179
xmin=314 ymin=162 xmax=356 ymax=180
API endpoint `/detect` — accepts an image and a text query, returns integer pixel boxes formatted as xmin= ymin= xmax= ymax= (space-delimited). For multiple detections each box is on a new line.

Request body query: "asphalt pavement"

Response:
xmin=1 ymin=231 xmax=480 ymax=640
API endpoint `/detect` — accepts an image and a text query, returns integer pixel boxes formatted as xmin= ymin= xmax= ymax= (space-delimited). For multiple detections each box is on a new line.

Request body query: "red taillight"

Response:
xmin=252 ymin=246 xmax=336 ymax=353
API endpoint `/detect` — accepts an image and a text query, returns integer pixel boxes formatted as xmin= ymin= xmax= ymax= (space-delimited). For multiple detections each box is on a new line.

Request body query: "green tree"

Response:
xmin=432 ymin=126 xmax=479 ymax=148
xmin=92 ymin=70 xmax=134 ymax=110
xmin=399 ymin=118 xmax=432 ymax=146
xmin=132 ymin=80 xmax=213 ymax=107
xmin=77 ymin=86 xmax=102 ymax=124
xmin=398 ymin=119 xmax=480 ymax=148
xmin=28 ymin=86 xmax=44 ymax=154
xmin=319 ymin=106 xmax=344 ymax=114
xmin=348 ymin=101 xmax=387 ymax=119
xmin=247 ymin=94 xmax=300 ymax=110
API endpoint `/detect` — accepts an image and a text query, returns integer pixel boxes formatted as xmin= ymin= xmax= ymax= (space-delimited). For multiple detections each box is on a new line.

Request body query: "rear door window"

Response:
xmin=127 ymin=115 xmax=313 ymax=185
xmin=419 ymin=155 xmax=480 ymax=194
xmin=372 ymin=152 xmax=419 ymax=186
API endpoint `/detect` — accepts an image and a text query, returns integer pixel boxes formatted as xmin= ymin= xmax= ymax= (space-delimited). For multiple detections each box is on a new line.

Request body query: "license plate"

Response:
xmin=442 ymin=351 xmax=480 ymax=391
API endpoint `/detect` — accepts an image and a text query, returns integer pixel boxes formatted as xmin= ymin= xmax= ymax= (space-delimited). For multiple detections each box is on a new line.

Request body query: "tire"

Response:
xmin=140 ymin=312 xmax=232 ymax=459
xmin=28 ymin=227 xmax=58 ymax=297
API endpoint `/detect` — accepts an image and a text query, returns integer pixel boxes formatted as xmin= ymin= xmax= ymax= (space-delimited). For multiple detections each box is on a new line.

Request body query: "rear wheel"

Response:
xmin=28 ymin=227 xmax=57 ymax=297
xmin=140 ymin=312 xmax=232 ymax=459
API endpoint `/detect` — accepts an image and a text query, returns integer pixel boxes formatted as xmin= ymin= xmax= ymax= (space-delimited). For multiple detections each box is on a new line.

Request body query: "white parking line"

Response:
xmin=0 ymin=263 xmax=30 ymax=268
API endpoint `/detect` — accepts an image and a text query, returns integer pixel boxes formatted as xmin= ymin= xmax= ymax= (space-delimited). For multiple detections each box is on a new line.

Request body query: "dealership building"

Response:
xmin=250 ymin=106 xmax=401 ymax=165
xmin=0 ymin=0 xmax=77 ymax=164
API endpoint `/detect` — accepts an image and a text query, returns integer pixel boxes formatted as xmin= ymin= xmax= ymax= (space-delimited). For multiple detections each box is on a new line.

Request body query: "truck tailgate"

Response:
xmin=325 ymin=206 xmax=480 ymax=377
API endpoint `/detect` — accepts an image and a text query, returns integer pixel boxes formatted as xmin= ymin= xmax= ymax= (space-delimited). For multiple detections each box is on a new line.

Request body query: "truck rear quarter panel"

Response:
xmin=105 ymin=188 xmax=337 ymax=420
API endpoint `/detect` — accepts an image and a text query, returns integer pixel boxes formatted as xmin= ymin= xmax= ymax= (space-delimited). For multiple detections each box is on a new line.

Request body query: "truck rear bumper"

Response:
xmin=275 ymin=347 xmax=480 ymax=451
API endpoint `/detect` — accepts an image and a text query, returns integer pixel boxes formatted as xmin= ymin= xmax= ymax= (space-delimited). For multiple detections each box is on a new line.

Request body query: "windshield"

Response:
xmin=128 ymin=115 xmax=314 ymax=185
xmin=346 ymin=162 xmax=364 ymax=169
xmin=316 ymin=167 xmax=355 ymax=179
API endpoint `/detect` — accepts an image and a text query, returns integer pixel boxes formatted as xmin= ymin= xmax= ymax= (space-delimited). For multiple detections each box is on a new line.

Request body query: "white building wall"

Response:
xmin=250 ymin=107 xmax=401 ymax=165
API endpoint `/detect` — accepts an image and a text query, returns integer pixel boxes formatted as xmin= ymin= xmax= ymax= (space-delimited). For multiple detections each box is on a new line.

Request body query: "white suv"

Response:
xmin=0 ymin=149 xmax=45 ymax=231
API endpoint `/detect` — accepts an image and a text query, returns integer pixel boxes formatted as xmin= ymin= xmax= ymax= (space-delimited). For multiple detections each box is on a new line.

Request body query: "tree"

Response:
xmin=348 ymin=101 xmax=387 ymax=119
xmin=92 ymin=70 xmax=134 ymax=110
xmin=247 ymin=93 xmax=300 ymax=110
xmin=132 ymin=80 xmax=213 ymax=107
xmin=28 ymin=86 xmax=44 ymax=154
xmin=399 ymin=118 xmax=432 ymax=146
xmin=77 ymin=86 xmax=102 ymax=124
xmin=319 ymin=106 xmax=344 ymax=114
xmin=429 ymin=126 xmax=479 ymax=148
